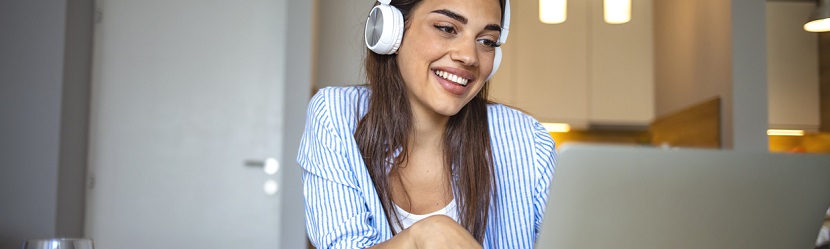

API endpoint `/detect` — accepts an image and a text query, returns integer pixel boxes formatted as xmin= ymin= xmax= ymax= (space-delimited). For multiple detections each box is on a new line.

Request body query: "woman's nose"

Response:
xmin=449 ymin=38 xmax=479 ymax=67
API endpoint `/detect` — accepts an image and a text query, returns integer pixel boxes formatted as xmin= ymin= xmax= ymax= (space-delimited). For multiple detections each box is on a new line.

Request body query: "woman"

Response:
xmin=298 ymin=0 xmax=556 ymax=248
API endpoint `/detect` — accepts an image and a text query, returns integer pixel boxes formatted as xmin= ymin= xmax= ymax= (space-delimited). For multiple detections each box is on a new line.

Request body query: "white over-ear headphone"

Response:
xmin=364 ymin=0 xmax=511 ymax=81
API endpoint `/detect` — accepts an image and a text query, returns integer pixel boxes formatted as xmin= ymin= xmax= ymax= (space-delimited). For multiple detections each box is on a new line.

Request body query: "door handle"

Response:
xmin=245 ymin=158 xmax=280 ymax=195
xmin=244 ymin=158 xmax=279 ymax=175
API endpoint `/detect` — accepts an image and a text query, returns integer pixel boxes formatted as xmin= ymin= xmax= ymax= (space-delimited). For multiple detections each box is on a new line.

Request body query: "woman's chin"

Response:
xmin=431 ymin=103 xmax=466 ymax=117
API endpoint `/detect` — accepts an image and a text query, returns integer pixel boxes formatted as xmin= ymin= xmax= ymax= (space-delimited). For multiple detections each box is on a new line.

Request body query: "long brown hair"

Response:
xmin=354 ymin=0 xmax=504 ymax=243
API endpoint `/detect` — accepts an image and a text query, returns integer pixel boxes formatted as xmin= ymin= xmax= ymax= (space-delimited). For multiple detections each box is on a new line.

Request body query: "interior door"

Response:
xmin=85 ymin=0 xmax=290 ymax=248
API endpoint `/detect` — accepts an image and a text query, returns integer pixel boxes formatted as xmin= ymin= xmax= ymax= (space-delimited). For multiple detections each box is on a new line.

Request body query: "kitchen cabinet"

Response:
xmin=766 ymin=2 xmax=820 ymax=132
xmin=491 ymin=0 xmax=654 ymax=129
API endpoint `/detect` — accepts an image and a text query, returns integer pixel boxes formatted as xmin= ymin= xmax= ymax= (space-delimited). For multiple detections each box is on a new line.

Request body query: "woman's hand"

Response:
xmin=371 ymin=215 xmax=482 ymax=249
xmin=409 ymin=215 xmax=482 ymax=249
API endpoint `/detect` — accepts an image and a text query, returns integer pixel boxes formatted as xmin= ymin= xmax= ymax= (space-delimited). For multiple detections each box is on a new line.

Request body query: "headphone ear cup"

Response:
xmin=364 ymin=4 xmax=404 ymax=55
xmin=487 ymin=47 xmax=502 ymax=81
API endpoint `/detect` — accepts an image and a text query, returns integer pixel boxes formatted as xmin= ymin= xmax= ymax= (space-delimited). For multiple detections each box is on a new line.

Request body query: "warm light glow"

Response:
xmin=604 ymin=0 xmax=631 ymax=24
xmin=542 ymin=123 xmax=571 ymax=133
xmin=767 ymin=129 xmax=805 ymax=136
xmin=805 ymin=18 xmax=830 ymax=32
xmin=540 ymin=0 xmax=567 ymax=24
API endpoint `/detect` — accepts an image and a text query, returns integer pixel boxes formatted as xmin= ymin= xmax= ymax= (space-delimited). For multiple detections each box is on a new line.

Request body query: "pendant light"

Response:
xmin=805 ymin=0 xmax=830 ymax=32
xmin=604 ymin=0 xmax=631 ymax=24
xmin=540 ymin=0 xmax=567 ymax=24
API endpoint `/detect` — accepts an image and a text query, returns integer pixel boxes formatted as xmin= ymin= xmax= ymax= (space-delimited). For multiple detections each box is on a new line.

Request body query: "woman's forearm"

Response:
xmin=368 ymin=215 xmax=481 ymax=249
xmin=368 ymin=227 xmax=417 ymax=249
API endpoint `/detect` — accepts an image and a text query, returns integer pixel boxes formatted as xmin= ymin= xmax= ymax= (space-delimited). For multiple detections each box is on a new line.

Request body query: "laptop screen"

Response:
xmin=536 ymin=144 xmax=830 ymax=249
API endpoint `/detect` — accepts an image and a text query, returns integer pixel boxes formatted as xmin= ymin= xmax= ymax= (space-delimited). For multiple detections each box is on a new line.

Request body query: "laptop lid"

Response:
xmin=536 ymin=144 xmax=830 ymax=249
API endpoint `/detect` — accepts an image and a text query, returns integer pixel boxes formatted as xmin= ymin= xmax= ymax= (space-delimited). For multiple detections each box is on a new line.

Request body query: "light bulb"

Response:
xmin=540 ymin=0 xmax=567 ymax=24
xmin=604 ymin=0 xmax=631 ymax=24
xmin=805 ymin=18 xmax=830 ymax=32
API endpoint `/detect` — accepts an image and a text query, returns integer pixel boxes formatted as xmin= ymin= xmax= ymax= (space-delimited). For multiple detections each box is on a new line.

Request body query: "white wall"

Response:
xmin=282 ymin=0 xmax=316 ymax=248
xmin=0 ymin=1 xmax=65 ymax=245
xmin=654 ymin=0 xmax=734 ymax=147
xmin=0 ymin=0 xmax=93 ymax=247
xmin=58 ymin=0 xmax=94 ymax=237
xmin=316 ymin=0 xmax=375 ymax=88
xmin=766 ymin=2 xmax=820 ymax=131
xmin=655 ymin=0 xmax=768 ymax=150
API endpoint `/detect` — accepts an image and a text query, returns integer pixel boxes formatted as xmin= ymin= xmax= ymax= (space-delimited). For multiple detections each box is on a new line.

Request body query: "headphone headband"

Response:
xmin=500 ymin=0 xmax=510 ymax=45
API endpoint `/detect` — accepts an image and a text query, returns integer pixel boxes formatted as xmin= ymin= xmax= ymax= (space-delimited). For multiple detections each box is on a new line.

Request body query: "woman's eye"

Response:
xmin=435 ymin=25 xmax=456 ymax=34
xmin=477 ymin=38 xmax=500 ymax=48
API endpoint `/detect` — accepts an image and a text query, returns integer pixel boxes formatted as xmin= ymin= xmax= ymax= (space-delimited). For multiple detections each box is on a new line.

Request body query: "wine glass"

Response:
xmin=21 ymin=238 xmax=94 ymax=249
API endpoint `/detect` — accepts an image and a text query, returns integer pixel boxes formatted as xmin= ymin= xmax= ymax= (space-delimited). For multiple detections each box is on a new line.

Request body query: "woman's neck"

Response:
xmin=395 ymin=101 xmax=453 ymax=214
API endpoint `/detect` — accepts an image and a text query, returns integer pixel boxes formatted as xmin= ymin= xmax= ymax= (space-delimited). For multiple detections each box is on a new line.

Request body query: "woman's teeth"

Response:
xmin=434 ymin=70 xmax=469 ymax=86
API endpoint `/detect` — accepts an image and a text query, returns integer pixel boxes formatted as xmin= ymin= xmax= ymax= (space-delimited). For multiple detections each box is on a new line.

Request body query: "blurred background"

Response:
xmin=1 ymin=0 xmax=827 ymax=248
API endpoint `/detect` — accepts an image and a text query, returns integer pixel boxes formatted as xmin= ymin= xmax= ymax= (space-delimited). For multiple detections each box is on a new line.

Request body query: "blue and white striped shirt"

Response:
xmin=298 ymin=86 xmax=557 ymax=248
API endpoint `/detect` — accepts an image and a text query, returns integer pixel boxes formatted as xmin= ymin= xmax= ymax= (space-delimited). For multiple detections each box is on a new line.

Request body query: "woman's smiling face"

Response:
xmin=396 ymin=0 xmax=502 ymax=119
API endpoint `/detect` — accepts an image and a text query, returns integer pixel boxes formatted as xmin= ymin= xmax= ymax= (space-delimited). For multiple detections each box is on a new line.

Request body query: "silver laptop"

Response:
xmin=537 ymin=144 xmax=830 ymax=249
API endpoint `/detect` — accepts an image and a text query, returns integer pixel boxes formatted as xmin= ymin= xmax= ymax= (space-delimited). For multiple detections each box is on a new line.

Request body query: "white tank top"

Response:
xmin=391 ymin=199 xmax=459 ymax=233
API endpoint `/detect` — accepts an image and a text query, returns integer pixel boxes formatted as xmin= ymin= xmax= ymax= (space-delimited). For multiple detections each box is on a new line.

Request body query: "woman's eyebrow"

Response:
xmin=430 ymin=9 xmax=503 ymax=32
xmin=484 ymin=24 xmax=502 ymax=32
xmin=431 ymin=9 xmax=467 ymax=24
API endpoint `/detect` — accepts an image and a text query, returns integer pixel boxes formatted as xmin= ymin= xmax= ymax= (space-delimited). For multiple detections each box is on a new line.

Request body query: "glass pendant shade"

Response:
xmin=805 ymin=0 xmax=830 ymax=32
xmin=540 ymin=0 xmax=567 ymax=24
xmin=604 ymin=0 xmax=631 ymax=24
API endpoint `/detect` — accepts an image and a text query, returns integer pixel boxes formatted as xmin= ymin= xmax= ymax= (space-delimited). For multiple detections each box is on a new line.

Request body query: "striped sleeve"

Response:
xmin=483 ymin=105 xmax=558 ymax=247
xmin=531 ymin=120 xmax=557 ymax=240
xmin=297 ymin=89 xmax=381 ymax=249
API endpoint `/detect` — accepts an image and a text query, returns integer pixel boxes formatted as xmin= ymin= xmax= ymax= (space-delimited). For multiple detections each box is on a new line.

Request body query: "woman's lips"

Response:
xmin=433 ymin=70 xmax=468 ymax=96
xmin=434 ymin=70 xmax=470 ymax=86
